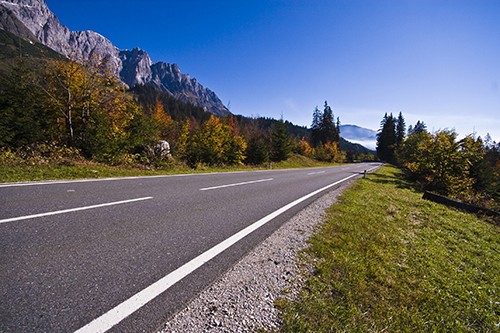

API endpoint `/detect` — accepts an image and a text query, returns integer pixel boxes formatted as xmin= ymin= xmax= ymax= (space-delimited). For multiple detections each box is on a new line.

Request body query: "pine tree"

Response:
xmin=376 ymin=113 xmax=397 ymax=163
xmin=310 ymin=106 xmax=322 ymax=147
xmin=319 ymin=101 xmax=337 ymax=144
xmin=335 ymin=116 xmax=341 ymax=143
xmin=271 ymin=120 xmax=291 ymax=162
xmin=245 ymin=137 xmax=269 ymax=165
xmin=396 ymin=111 xmax=406 ymax=146
xmin=409 ymin=120 xmax=427 ymax=135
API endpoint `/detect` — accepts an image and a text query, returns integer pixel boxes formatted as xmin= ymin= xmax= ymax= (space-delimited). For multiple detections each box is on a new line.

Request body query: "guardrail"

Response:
xmin=422 ymin=191 xmax=499 ymax=219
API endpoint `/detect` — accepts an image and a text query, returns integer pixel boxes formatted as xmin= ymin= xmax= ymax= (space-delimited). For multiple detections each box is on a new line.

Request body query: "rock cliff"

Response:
xmin=0 ymin=0 xmax=230 ymax=116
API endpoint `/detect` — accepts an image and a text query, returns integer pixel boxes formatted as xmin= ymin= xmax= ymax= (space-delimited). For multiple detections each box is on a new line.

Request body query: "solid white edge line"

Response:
xmin=73 ymin=172 xmax=364 ymax=333
xmin=0 ymin=197 xmax=153 ymax=224
xmin=200 ymin=178 xmax=273 ymax=191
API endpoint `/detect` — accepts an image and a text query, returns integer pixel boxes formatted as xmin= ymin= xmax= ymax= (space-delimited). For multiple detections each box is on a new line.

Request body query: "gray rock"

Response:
xmin=1 ymin=0 xmax=231 ymax=116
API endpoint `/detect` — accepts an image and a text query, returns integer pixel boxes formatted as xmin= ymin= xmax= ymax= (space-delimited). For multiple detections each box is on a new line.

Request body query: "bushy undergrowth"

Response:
xmin=0 ymin=143 xmax=83 ymax=166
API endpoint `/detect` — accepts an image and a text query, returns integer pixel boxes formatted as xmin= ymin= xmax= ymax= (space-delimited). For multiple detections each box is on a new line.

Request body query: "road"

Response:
xmin=0 ymin=163 xmax=379 ymax=333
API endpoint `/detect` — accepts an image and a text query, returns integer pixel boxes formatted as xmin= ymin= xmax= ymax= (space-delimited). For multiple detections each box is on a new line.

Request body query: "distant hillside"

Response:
xmin=340 ymin=124 xmax=377 ymax=150
xmin=0 ymin=28 xmax=62 ymax=72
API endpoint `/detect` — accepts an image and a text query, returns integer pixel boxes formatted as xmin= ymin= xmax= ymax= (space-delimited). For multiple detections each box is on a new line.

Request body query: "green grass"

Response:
xmin=0 ymin=153 xmax=335 ymax=183
xmin=276 ymin=166 xmax=499 ymax=332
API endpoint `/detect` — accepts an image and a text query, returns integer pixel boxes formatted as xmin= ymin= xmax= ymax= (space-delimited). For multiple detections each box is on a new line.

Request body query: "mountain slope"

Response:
xmin=0 ymin=0 xmax=230 ymax=116
xmin=340 ymin=124 xmax=377 ymax=150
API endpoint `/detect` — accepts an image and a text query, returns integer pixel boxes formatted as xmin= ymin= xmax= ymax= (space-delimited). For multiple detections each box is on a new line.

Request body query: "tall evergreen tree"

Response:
xmin=319 ymin=101 xmax=337 ymax=144
xmin=335 ymin=116 xmax=341 ymax=143
xmin=409 ymin=120 xmax=427 ymax=135
xmin=376 ymin=113 xmax=397 ymax=163
xmin=396 ymin=111 xmax=406 ymax=146
xmin=0 ymin=60 xmax=55 ymax=147
xmin=271 ymin=120 xmax=291 ymax=162
xmin=310 ymin=106 xmax=322 ymax=147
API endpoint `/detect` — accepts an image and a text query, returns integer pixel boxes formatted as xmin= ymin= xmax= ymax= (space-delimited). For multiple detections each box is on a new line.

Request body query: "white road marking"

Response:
xmin=307 ymin=171 xmax=325 ymax=175
xmin=0 ymin=171 xmax=252 ymax=188
xmin=0 ymin=197 xmax=153 ymax=224
xmin=73 ymin=172 xmax=361 ymax=333
xmin=199 ymin=178 xmax=273 ymax=191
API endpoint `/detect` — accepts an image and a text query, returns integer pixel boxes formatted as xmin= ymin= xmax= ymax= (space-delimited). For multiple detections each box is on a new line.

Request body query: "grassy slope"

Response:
xmin=277 ymin=166 xmax=499 ymax=332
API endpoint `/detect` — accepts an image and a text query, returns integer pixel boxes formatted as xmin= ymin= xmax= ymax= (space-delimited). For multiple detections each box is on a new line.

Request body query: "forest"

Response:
xmin=0 ymin=54 xmax=374 ymax=172
xmin=376 ymin=112 xmax=499 ymax=211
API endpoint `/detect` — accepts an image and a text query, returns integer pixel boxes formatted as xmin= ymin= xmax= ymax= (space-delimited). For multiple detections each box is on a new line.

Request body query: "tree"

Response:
xmin=245 ymin=137 xmax=269 ymax=165
xmin=396 ymin=111 xmax=406 ymax=146
xmin=188 ymin=115 xmax=247 ymax=166
xmin=335 ymin=117 xmax=341 ymax=143
xmin=409 ymin=120 xmax=427 ymax=135
xmin=310 ymin=106 xmax=322 ymax=147
xmin=271 ymin=120 xmax=291 ymax=162
xmin=319 ymin=101 xmax=337 ymax=144
xmin=175 ymin=119 xmax=191 ymax=160
xmin=151 ymin=99 xmax=178 ymax=143
xmin=41 ymin=58 xmax=148 ymax=162
xmin=376 ymin=113 xmax=397 ymax=163
xmin=0 ymin=60 xmax=56 ymax=147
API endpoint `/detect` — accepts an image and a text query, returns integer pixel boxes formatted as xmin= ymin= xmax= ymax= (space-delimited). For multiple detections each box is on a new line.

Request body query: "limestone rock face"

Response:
xmin=119 ymin=48 xmax=154 ymax=87
xmin=150 ymin=62 xmax=231 ymax=116
xmin=0 ymin=0 xmax=231 ymax=116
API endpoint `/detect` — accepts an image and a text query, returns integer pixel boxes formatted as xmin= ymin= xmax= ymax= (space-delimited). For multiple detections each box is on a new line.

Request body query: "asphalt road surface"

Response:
xmin=0 ymin=163 xmax=380 ymax=333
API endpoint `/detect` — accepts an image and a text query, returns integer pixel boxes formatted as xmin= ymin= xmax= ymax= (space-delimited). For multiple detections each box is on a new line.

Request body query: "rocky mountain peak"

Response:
xmin=119 ymin=48 xmax=153 ymax=87
xmin=0 ymin=0 xmax=122 ymax=77
xmin=0 ymin=0 xmax=231 ymax=116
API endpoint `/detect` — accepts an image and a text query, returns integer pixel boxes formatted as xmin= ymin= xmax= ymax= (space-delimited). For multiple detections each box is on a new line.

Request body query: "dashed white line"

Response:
xmin=307 ymin=171 xmax=326 ymax=175
xmin=0 ymin=197 xmax=153 ymax=224
xmin=73 ymin=172 xmax=361 ymax=333
xmin=200 ymin=178 xmax=273 ymax=191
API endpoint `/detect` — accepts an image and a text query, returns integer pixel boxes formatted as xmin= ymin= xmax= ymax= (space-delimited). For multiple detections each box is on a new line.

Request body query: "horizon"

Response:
xmin=45 ymin=0 xmax=500 ymax=141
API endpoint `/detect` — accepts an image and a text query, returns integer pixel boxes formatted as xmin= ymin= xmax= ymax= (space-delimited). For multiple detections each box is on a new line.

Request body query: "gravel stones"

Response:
xmin=159 ymin=180 xmax=355 ymax=333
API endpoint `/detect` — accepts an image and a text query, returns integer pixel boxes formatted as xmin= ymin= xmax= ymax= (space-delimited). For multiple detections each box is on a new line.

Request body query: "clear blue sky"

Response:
xmin=45 ymin=0 xmax=500 ymax=141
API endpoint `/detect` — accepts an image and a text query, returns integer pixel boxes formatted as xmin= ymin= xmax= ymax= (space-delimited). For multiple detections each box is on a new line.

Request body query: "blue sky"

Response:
xmin=45 ymin=0 xmax=500 ymax=141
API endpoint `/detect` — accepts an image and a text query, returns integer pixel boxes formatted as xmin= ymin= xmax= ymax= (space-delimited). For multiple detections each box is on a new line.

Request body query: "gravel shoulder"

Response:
xmin=158 ymin=178 xmax=357 ymax=333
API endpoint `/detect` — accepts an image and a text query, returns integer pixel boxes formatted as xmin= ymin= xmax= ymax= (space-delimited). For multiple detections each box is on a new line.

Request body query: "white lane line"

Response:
xmin=307 ymin=171 xmax=325 ymax=175
xmin=199 ymin=178 xmax=273 ymax=191
xmin=0 ymin=170 xmax=255 ymax=188
xmin=73 ymin=172 xmax=361 ymax=333
xmin=0 ymin=197 xmax=153 ymax=224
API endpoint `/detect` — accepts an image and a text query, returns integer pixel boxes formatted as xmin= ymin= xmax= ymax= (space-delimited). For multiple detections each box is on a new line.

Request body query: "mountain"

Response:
xmin=0 ymin=0 xmax=230 ymax=116
xmin=340 ymin=124 xmax=377 ymax=151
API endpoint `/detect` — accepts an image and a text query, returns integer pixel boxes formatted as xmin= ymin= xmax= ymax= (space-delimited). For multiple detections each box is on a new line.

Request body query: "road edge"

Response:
xmin=158 ymin=175 xmax=362 ymax=332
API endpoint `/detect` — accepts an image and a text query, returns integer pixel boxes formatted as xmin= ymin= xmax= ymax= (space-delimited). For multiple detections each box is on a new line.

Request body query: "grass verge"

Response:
xmin=276 ymin=166 xmax=499 ymax=332
xmin=0 ymin=154 xmax=336 ymax=183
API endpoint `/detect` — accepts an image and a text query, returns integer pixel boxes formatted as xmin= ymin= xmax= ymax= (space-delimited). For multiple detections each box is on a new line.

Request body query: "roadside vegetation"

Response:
xmin=0 ymin=51 xmax=374 ymax=184
xmin=376 ymin=113 xmax=499 ymax=212
xmin=0 ymin=146 xmax=339 ymax=183
xmin=275 ymin=166 xmax=499 ymax=332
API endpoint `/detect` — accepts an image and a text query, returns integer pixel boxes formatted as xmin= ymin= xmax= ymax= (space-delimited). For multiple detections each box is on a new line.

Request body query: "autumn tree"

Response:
xmin=174 ymin=119 xmax=191 ymax=160
xmin=188 ymin=115 xmax=247 ymax=166
xmin=151 ymin=99 xmax=178 ymax=143
xmin=41 ymin=58 xmax=150 ymax=162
